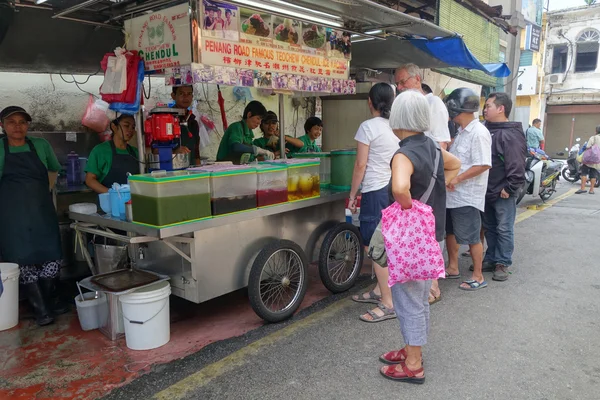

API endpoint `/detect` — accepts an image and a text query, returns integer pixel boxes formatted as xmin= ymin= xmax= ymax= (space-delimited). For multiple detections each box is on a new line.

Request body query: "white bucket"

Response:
xmin=75 ymin=292 xmax=108 ymax=331
xmin=119 ymin=281 xmax=171 ymax=350
xmin=0 ymin=263 xmax=20 ymax=331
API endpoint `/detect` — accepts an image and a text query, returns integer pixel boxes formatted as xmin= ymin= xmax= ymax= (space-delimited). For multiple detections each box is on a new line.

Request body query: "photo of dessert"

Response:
xmin=274 ymin=18 xmax=300 ymax=44
xmin=241 ymin=13 xmax=271 ymax=37
xmin=302 ymin=24 xmax=326 ymax=49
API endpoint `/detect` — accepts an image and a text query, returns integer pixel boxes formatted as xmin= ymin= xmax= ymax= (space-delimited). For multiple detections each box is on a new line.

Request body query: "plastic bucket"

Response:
xmin=0 ymin=263 xmax=20 ymax=331
xmin=75 ymin=292 xmax=107 ymax=331
xmin=119 ymin=281 xmax=171 ymax=350
xmin=330 ymin=150 xmax=356 ymax=190
xmin=99 ymin=193 xmax=111 ymax=214
xmin=109 ymin=186 xmax=131 ymax=220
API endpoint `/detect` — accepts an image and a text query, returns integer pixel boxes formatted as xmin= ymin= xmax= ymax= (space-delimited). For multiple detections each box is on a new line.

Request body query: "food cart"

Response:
xmin=70 ymin=0 xmax=365 ymax=324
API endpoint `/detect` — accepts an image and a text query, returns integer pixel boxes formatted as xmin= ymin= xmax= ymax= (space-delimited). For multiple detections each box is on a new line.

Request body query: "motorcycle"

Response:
xmin=517 ymin=148 xmax=563 ymax=204
xmin=559 ymin=138 xmax=600 ymax=187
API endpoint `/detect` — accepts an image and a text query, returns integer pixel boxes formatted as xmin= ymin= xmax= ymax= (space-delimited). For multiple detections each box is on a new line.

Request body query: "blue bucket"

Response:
xmin=99 ymin=193 xmax=111 ymax=214
xmin=108 ymin=185 xmax=131 ymax=220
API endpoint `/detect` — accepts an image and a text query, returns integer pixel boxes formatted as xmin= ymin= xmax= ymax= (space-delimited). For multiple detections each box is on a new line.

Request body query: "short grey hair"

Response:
xmin=389 ymin=90 xmax=430 ymax=132
xmin=395 ymin=63 xmax=422 ymax=78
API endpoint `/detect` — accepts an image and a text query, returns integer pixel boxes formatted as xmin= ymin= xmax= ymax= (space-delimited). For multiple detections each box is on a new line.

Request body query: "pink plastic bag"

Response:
xmin=381 ymin=201 xmax=445 ymax=286
xmin=582 ymin=144 xmax=600 ymax=165
xmin=81 ymin=96 xmax=110 ymax=133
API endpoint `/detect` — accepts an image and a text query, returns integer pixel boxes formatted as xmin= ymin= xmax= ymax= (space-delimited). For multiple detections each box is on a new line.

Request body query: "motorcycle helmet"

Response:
xmin=444 ymin=88 xmax=480 ymax=119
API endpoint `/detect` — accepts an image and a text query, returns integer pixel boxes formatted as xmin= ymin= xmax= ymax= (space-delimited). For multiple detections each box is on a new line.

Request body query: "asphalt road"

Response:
xmin=105 ymin=179 xmax=600 ymax=400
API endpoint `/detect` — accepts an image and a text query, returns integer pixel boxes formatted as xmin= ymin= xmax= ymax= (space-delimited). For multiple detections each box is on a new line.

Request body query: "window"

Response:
xmin=552 ymin=45 xmax=568 ymax=73
xmin=575 ymin=29 xmax=599 ymax=73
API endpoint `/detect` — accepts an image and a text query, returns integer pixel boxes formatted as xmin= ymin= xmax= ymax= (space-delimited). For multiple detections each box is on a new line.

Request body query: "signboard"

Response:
xmin=516 ymin=65 xmax=538 ymax=96
xmin=522 ymin=0 xmax=543 ymax=25
xmin=525 ymin=24 xmax=542 ymax=52
xmin=125 ymin=4 xmax=192 ymax=71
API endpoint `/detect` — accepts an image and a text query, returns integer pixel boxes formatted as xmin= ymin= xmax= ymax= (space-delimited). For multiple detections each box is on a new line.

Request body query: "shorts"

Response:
xmin=445 ymin=206 xmax=482 ymax=245
xmin=358 ymin=185 xmax=391 ymax=245
xmin=581 ymin=165 xmax=599 ymax=180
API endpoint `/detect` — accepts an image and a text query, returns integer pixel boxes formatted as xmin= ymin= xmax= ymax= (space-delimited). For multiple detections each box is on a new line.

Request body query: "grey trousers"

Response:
xmin=391 ymin=279 xmax=432 ymax=346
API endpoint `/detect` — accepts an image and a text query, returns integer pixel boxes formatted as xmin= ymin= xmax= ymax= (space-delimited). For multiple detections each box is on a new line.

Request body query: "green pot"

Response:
xmin=330 ymin=149 xmax=356 ymax=191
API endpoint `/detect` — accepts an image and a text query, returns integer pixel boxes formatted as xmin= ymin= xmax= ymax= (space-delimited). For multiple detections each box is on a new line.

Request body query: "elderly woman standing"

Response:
xmin=378 ymin=91 xmax=460 ymax=383
xmin=0 ymin=106 xmax=64 ymax=327
xmin=348 ymin=83 xmax=399 ymax=323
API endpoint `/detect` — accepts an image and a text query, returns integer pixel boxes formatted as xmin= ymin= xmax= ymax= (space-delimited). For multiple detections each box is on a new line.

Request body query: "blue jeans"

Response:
xmin=482 ymin=196 xmax=517 ymax=266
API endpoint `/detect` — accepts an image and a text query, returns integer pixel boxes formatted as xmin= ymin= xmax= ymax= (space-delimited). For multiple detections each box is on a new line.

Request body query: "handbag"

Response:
xmin=582 ymin=144 xmax=600 ymax=165
xmin=367 ymin=142 xmax=440 ymax=269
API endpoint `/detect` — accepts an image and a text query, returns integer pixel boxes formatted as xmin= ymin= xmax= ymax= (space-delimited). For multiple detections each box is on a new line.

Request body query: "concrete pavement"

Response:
xmin=104 ymin=180 xmax=600 ymax=400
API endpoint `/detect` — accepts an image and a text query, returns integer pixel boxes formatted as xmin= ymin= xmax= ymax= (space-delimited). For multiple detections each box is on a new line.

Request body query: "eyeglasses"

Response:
xmin=395 ymin=75 xmax=415 ymax=87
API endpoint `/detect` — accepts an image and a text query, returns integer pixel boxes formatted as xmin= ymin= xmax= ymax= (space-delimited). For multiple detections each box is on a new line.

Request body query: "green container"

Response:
xmin=291 ymin=152 xmax=331 ymax=188
xmin=330 ymin=150 xmax=356 ymax=191
xmin=129 ymin=171 xmax=211 ymax=227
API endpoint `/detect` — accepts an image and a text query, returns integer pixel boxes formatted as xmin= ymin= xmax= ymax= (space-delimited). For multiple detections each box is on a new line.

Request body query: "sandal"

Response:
xmin=359 ymin=303 xmax=396 ymax=323
xmin=380 ymin=363 xmax=425 ymax=384
xmin=428 ymin=289 xmax=441 ymax=305
xmin=380 ymin=348 xmax=423 ymax=365
xmin=459 ymin=279 xmax=488 ymax=291
xmin=351 ymin=289 xmax=382 ymax=304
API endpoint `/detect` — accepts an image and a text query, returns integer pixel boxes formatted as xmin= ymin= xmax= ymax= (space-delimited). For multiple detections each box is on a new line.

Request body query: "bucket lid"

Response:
xmin=0 ymin=263 xmax=19 ymax=278
xmin=292 ymin=152 xmax=330 ymax=158
xmin=120 ymin=280 xmax=171 ymax=302
xmin=129 ymin=170 xmax=209 ymax=183
xmin=331 ymin=149 xmax=357 ymax=155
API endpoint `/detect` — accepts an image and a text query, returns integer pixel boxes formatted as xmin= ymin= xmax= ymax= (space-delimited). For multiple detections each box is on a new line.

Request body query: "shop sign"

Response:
xmin=125 ymin=4 xmax=192 ymax=71
xmin=525 ymin=24 xmax=542 ymax=52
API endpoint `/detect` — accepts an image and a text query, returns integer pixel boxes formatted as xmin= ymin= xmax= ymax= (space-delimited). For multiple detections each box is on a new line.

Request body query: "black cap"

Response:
xmin=0 ymin=106 xmax=32 ymax=123
xmin=263 ymin=111 xmax=278 ymax=124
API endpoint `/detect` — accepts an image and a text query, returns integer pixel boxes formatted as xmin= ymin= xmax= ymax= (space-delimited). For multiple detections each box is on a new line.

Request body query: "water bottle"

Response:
xmin=67 ymin=152 xmax=81 ymax=186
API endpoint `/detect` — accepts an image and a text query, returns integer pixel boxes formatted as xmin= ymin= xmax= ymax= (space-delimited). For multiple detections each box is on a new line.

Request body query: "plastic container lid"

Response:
xmin=266 ymin=159 xmax=320 ymax=168
xmin=129 ymin=170 xmax=209 ymax=183
xmin=292 ymin=152 xmax=330 ymax=158
xmin=208 ymin=165 xmax=257 ymax=177
xmin=255 ymin=164 xmax=287 ymax=173
xmin=331 ymin=149 xmax=357 ymax=155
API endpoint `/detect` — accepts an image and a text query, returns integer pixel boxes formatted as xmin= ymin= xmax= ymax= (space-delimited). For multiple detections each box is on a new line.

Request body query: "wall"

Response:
xmin=0 ymin=72 xmax=311 ymax=159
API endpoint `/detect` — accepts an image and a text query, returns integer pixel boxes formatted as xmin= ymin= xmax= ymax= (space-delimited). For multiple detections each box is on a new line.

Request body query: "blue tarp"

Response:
xmin=408 ymin=37 xmax=511 ymax=78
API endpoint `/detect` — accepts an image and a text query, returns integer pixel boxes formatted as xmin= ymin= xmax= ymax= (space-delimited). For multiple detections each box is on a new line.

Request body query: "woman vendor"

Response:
xmin=0 ymin=106 xmax=65 ymax=327
xmin=253 ymin=111 xmax=304 ymax=157
xmin=216 ymin=101 xmax=274 ymax=163
xmin=85 ymin=114 xmax=139 ymax=194
xmin=288 ymin=116 xmax=322 ymax=154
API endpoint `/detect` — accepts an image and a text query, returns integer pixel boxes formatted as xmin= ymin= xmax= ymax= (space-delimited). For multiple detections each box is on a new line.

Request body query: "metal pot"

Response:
xmin=146 ymin=152 xmax=191 ymax=170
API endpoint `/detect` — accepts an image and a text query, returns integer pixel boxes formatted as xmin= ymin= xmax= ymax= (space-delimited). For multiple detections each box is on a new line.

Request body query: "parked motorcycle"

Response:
xmin=559 ymin=138 xmax=600 ymax=187
xmin=517 ymin=148 xmax=563 ymax=204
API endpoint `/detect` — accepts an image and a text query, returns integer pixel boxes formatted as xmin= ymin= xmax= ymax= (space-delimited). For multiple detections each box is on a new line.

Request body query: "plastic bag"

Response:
xmin=100 ymin=51 xmax=142 ymax=105
xmin=109 ymin=60 xmax=144 ymax=114
xmin=81 ymin=96 xmax=110 ymax=133
xmin=583 ymin=144 xmax=600 ymax=165
xmin=100 ymin=49 xmax=128 ymax=95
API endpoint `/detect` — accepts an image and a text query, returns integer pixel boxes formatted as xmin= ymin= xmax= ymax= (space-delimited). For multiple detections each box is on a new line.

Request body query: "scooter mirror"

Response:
xmin=565 ymin=147 xmax=569 ymax=151
xmin=576 ymin=138 xmax=581 ymax=142
xmin=556 ymin=152 xmax=565 ymax=156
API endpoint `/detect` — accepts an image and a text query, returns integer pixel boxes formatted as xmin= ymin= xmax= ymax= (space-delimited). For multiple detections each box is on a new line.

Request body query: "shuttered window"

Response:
xmin=520 ymin=50 xmax=534 ymax=67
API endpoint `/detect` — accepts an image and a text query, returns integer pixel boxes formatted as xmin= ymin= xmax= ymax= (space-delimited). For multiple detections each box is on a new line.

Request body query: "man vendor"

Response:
xmin=0 ymin=106 xmax=66 ymax=327
xmin=171 ymin=85 xmax=201 ymax=165
xmin=216 ymin=101 xmax=274 ymax=163
xmin=253 ymin=111 xmax=304 ymax=157
xmin=85 ymin=114 xmax=139 ymax=193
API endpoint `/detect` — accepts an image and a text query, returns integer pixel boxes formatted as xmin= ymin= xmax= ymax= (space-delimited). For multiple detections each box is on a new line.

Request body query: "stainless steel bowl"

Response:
xmin=146 ymin=152 xmax=191 ymax=170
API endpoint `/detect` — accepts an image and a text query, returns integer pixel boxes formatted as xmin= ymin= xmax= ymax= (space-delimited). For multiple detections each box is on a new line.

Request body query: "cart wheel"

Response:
xmin=318 ymin=223 xmax=364 ymax=293
xmin=248 ymin=240 xmax=309 ymax=323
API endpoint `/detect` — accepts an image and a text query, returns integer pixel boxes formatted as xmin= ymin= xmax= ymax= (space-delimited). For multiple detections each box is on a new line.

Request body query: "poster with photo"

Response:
xmin=195 ymin=64 xmax=215 ymax=82
xmin=346 ymin=80 xmax=356 ymax=94
xmin=166 ymin=67 xmax=182 ymax=86
xmin=202 ymin=1 xmax=240 ymax=41
xmin=327 ymin=29 xmax=352 ymax=60
xmin=287 ymin=75 xmax=300 ymax=91
xmin=213 ymin=66 xmax=238 ymax=85
xmin=273 ymin=73 xmax=289 ymax=90
xmin=237 ymin=69 xmax=254 ymax=86
xmin=240 ymin=9 xmax=272 ymax=42
xmin=255 ymin=71 xmax=273 ymax=88
xmin=273 ymin=16 xmax=301 ymax=48
xmin=331 ymin=79 xmax=343 ymax=94
xmin=302 ymin=23 xmax=327 ymax=51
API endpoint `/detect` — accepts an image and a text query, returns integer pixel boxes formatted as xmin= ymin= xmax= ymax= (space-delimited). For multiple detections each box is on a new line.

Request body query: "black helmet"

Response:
xmin=444 ymin=88 xmax=480 ymax=119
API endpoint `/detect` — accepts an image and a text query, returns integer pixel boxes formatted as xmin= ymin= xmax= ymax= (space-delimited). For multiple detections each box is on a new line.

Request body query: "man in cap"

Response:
xmin=0 ymin=106 xmax=65 ymax=326
xmin=443 ymin=89 xmax=492 ymax=291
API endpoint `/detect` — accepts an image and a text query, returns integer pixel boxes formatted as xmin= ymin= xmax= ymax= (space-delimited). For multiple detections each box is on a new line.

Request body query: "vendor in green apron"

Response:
xmin=85 ymin=114 xmax=139 ymax=194
xmin=288 ymin=116 xmax=322 ymax=154
xmin=171 ymin=85 xmax=200 ymax=166
xmin=216 ymin=101 xmax=274 ymax=164
xmin=0 ymin=106 xmax=65 ymax=327
xmin=253 ymin=111 xmax=304 ymax=158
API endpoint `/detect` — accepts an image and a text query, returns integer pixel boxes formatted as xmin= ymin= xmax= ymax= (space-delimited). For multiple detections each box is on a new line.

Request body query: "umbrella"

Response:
xmin=217 ymin=85 xmax=228 ymax=130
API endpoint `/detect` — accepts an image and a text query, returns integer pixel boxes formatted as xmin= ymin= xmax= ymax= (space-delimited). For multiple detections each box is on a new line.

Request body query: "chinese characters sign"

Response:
xmin=525 ymin=24 xmax=541 ymax=52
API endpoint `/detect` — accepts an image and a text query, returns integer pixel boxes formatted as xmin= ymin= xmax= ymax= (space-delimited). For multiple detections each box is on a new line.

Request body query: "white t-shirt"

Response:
xmin=354 ymin=117 xmax=400 ymax=193
xmin=446 ymin=119 xmax=492 ymax=212
xmin=425 ymin=93 xmax=451 ymax=144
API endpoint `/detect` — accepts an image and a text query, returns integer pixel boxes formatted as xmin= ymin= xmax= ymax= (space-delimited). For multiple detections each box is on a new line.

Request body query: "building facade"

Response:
xmin=543 ymin=4 xmax=600 ymax=154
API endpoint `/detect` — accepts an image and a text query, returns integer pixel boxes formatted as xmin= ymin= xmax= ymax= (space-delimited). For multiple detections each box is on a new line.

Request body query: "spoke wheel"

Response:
xmin=248 ymin=240 xmax=308 ymax=323
xmin=318 ymin=223 xmax=363 ymax=293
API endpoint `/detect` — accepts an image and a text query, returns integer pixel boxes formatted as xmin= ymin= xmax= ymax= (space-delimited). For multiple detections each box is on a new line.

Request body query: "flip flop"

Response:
xmin=428 ymin=289 xmax=441 ymax=305
xmin=445 ymin=271 xmax=461 ymax=279
xmin=459 ymin=279 xmax=488 ymax=291
xmin=576 ymin=189 xmax=588 ymax=194
xmin=351 ymin=289 xmax=382 ymax=304
xmin=359 ymin=303 xmax=396 ymax=323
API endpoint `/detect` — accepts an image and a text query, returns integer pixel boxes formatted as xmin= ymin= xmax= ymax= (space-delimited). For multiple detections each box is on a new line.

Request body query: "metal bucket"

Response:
xmin=146 ymin=153 xmax=191 ymax=170
xmin=94 ymin=244 xmax=128 ymax=275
